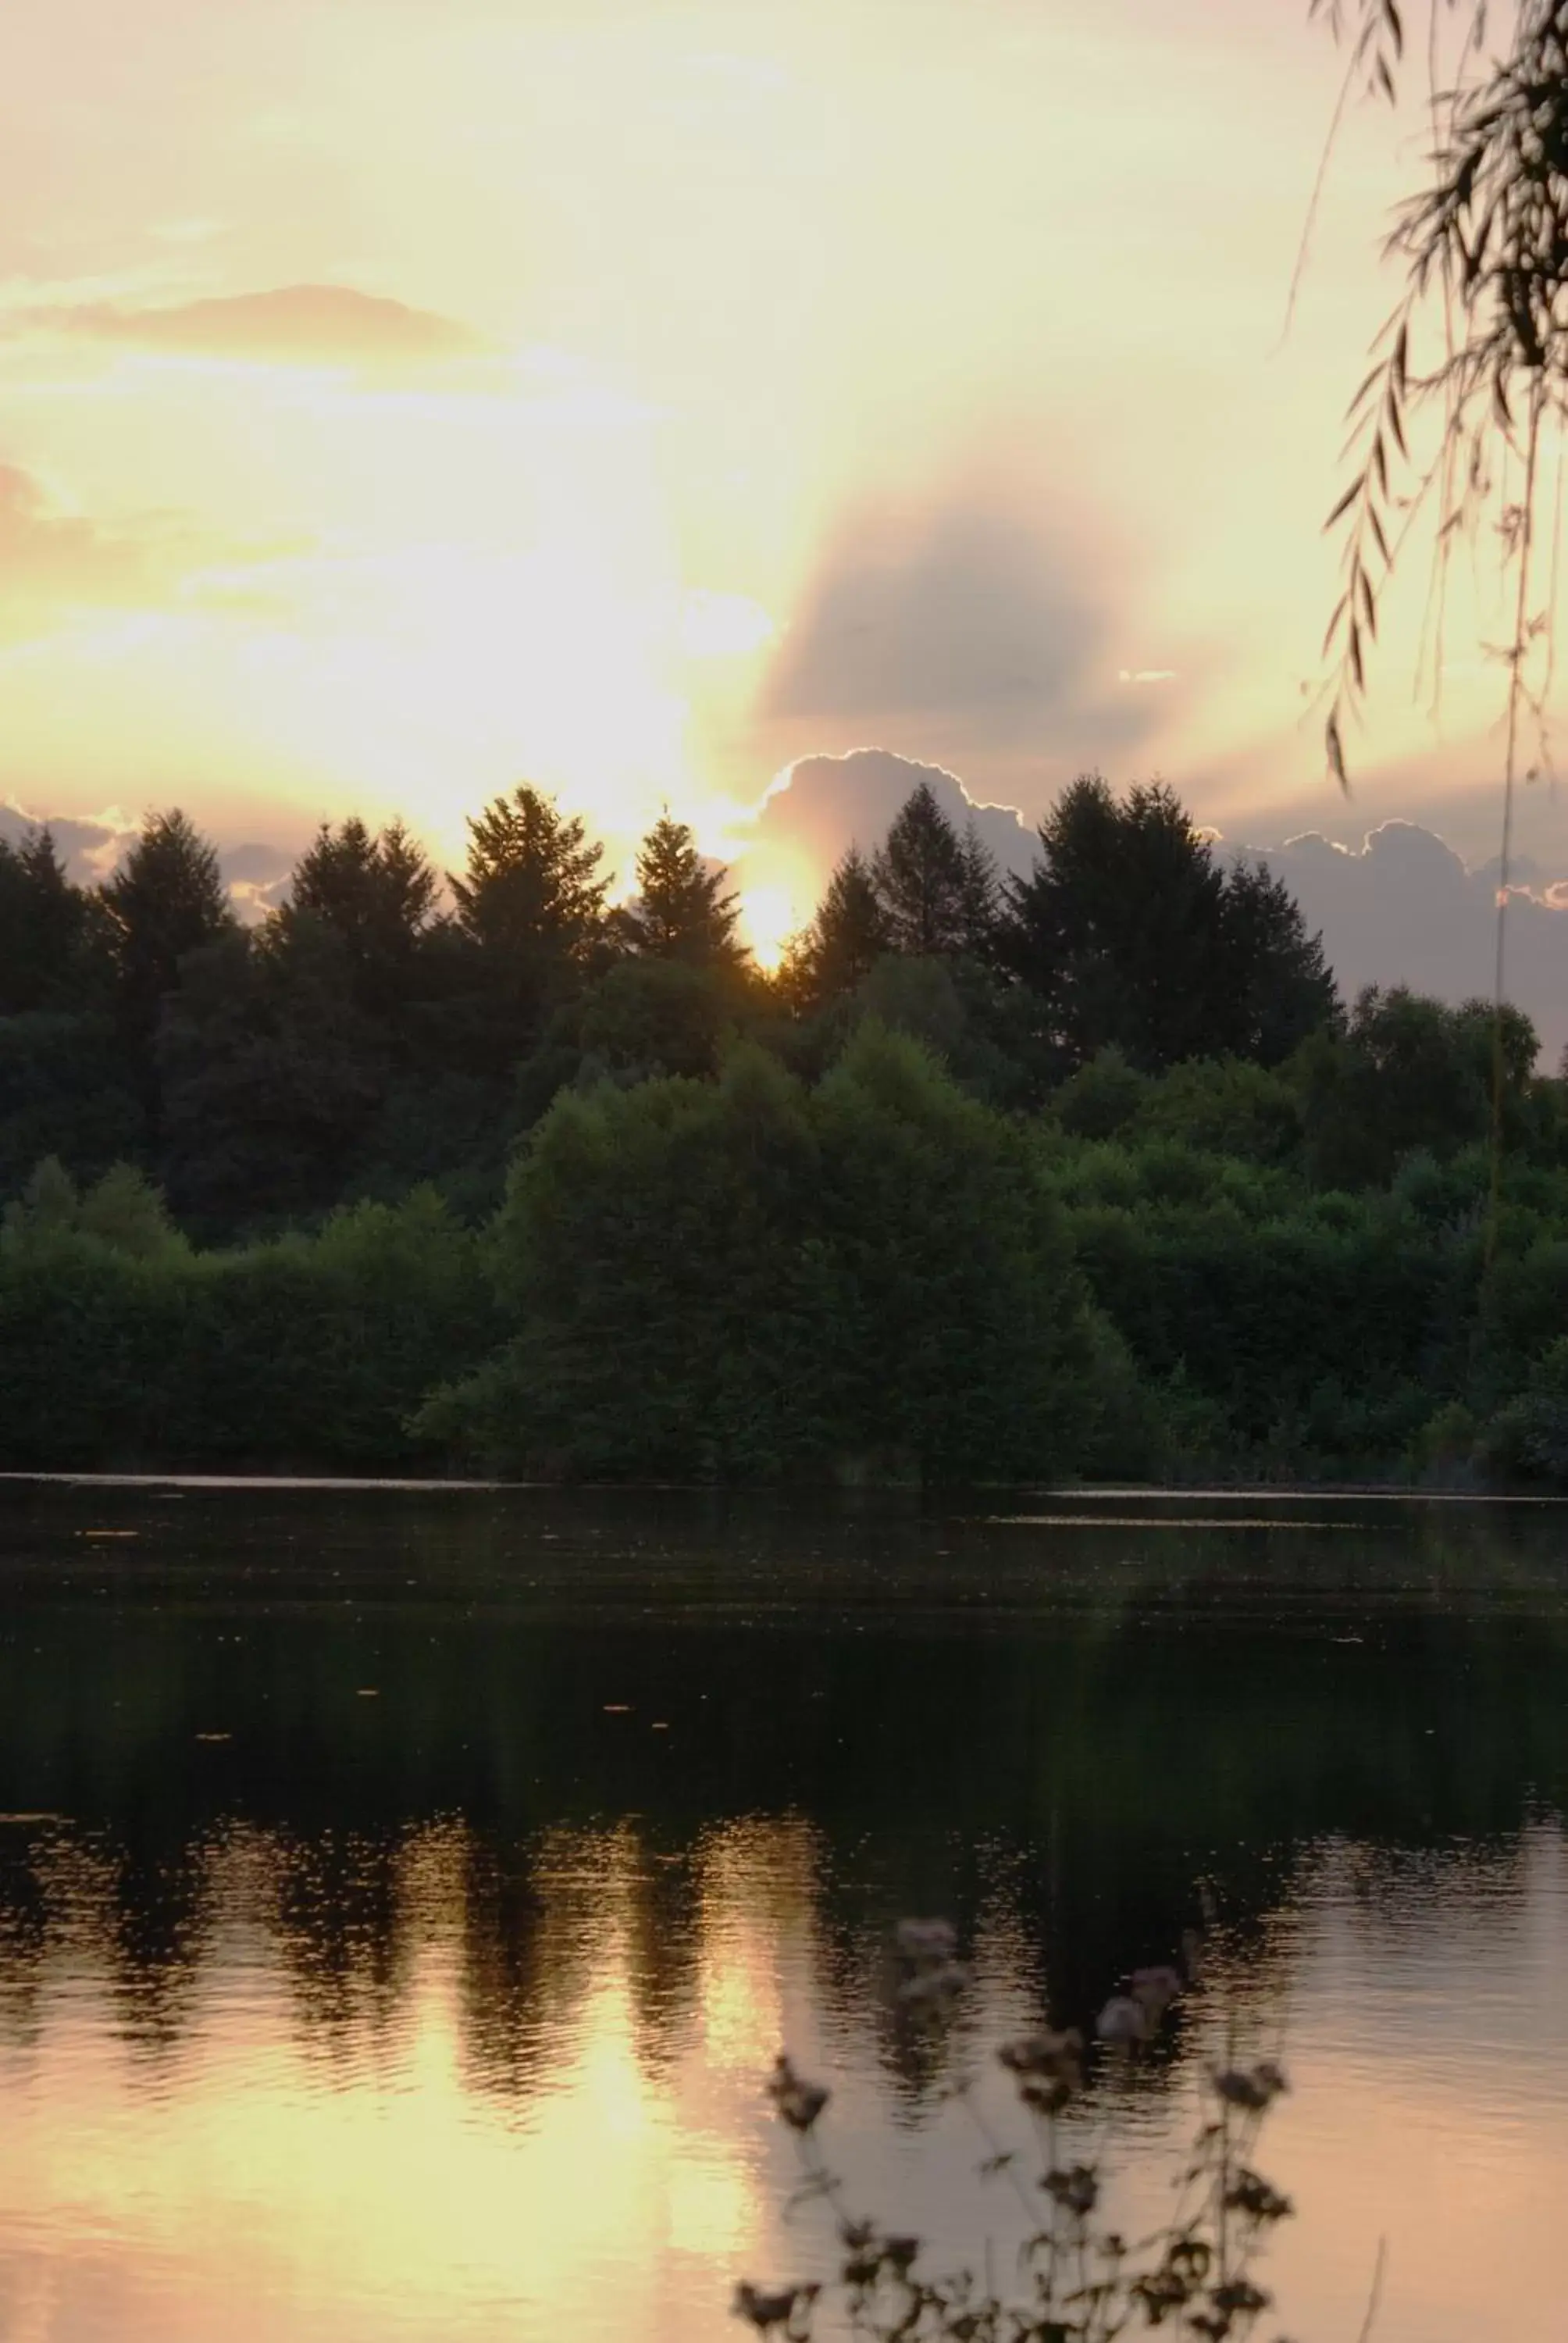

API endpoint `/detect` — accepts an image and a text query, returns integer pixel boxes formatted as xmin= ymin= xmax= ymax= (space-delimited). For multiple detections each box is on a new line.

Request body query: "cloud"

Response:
xmin=27 ymin=284 xmax=494 ymax=373
xmin=1231 ymin=819 xmax=1568 ymax=1065
xmin=739 ymin=752 xmax=1568 ymax=1062
xmin=0 ymin=464 xmax=306 ymax=642
xmin=0 ymin=798 xmax=127 ymax=880
xmin=1 ymin=800 xmax=296 ymax=919
xmin=739 ymin=746 xmax=1040 ymax=890
xmin=0 ymin=465 xmax=262 ymax=633
xmin=761 ymin=497 xmax=1162 ymax=779
xmin=220 ymin=840 xmax=295 ymax=923
xmin=0 ymin=464 xmax=181 ymax=622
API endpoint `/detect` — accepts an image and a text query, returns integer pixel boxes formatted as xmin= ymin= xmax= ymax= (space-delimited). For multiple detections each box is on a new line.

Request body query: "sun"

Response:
xmin=739 ymin=883 xmax=803 ymax=972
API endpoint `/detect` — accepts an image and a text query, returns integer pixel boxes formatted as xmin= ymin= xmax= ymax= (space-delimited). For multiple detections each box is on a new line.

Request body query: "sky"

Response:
xmin=2 ymin=0 xmax=1566 ymax=977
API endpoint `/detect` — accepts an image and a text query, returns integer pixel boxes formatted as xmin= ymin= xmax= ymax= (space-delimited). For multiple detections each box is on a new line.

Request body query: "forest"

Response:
xmin=2 ymin=772 xmax=1565 ymax=1486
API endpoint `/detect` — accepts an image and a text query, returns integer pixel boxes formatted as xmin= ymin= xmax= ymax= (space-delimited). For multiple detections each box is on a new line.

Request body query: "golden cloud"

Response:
xmin=28 ymin=284 xmax=494 ymax=372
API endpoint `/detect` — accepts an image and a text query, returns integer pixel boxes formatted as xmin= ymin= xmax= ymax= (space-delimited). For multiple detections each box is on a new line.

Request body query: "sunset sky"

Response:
xmin=3 ymin=0 xmax=1565 ymax=952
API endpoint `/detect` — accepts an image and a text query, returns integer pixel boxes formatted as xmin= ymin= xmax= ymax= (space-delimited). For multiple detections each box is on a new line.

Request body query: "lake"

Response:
xmin=1 ymin=1480 xmax=1566 ymax=2342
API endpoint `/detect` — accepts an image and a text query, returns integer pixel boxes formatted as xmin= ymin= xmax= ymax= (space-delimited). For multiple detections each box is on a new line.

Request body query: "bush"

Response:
xmin=421 ymin=1027 xmax=1109 ymax=1484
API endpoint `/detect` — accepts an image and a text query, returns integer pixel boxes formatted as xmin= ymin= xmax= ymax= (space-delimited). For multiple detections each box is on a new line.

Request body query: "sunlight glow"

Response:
xmin=738 ymin=883 xmax=801 ymax=971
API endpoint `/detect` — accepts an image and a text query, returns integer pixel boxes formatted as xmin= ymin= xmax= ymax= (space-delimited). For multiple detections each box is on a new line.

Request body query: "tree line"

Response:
xmin=1 ymin=772 xmax=1565 ymax=1487
xmin=0 ymin=776 xmax=1335 ymax=1232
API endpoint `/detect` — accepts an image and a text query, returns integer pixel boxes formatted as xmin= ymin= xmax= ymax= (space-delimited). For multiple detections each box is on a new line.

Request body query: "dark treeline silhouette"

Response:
xmin=1 ymin=772 xmax=1566 ymax=1483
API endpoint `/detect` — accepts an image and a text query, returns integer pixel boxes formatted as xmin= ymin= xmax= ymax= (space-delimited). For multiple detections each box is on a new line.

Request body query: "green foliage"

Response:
xmin=2 ymin=1156 xmax=184 ymax=1261
xmin=1477 ymin=1338 xmax=1568 ymax=1489
xmin=1053 ymin=1047 xmax=1149 ymax=1140
xmin=568 ymin=954 xmax=742 ymax=1083
xmin=447 ymin=784 xmax=609 ymax=1054
xmin=1135 ymin=1054 xmax=1303 ymax=1163
xmin=0 ymin=1011 xmax=146 ymax=1193
xmin=0 ymin=769 xmax=1564 ymax=1488
xmin=156 ymin=925 xmax=388 ymax=1232
xmin=870 ymin=781 xmax=997 ymax=959
xmin=422 ymin=1027 xmax=1112 ymax=1483
xmin=0 ymin=1186 xmax=494 ymax=1472
xmin=0 ymin=829 xmax=112 ymax=1013
xmin=1002 ymin=776 xmax=1336 ymax=1073
xmin=611 ymin=813 xmax=746 ymax=967
xmin=778 ymin=846 xmax=891 ymax=1010
xmin=276 ymin=817 xmax=440 ymax=1017
xmin=101 ymin=809 xmax=233 ymax=1036
xmin=1296 ymin=986 xmax=1536 ymax=1189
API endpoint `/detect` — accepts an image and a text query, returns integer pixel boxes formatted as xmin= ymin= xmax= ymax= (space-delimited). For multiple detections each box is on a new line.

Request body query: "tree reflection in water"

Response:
xmin=0 ymin=1483 xmax=1565 ymax=2338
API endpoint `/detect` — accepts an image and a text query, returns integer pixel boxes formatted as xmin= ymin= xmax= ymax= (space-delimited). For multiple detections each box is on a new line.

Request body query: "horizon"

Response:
xmin=7 ymin=747 xmax=1566 ymax=1057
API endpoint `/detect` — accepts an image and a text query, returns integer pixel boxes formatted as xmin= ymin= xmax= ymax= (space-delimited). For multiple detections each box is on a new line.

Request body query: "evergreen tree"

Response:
xmin=957 ymin=819 xmax=1002 ymax=959
xmin=450 ymin=784 xmax=608 ymax=1022
xmin=1001 ymin=776 xmax=1335 ymax=1073
xmin=278 ymin=817 xmax=439 ymax=1015
xmin=1217 ymin=859 xmax=1338 ymax=1065
xmin=101 ymin=810 xmax=232 ymax=1035
xmin=871 ymin=782 xmax=974 ymax=957
xmin=0 ymin=829 xmax=107 ymax=1013
xmin=613 ymin=814 xmax=746 ymax=967
xmin=779 ymin=846 xmax=892 ymax=1008
xmin=157 ymin=924 xmax=387 ymax=1231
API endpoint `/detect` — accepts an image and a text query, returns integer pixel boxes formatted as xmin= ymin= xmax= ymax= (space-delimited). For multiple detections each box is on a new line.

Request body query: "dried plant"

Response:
xmin=733 ymin=1922 xmax=1301 ymax=2343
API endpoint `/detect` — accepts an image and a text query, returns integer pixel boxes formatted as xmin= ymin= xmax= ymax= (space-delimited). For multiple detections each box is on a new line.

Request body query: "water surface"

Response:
xmin=1 ymin=1482 xmax=1566 ymax=2341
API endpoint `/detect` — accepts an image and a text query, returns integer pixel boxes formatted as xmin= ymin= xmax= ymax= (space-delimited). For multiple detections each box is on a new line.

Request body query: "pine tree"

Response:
xmin=278 ymin=817 xmax=440 ymax=1015
xmin=957 ymin=820 xmax=1002 ymax=960
xmin=779 ymin=847 xmax=892 ymax=1007
xmin=1000 ymin=776 xmax=1336 ymax=1072
xmin=871 ymin=783 xmax=972 ymax=957
xmin=451 ymin=786 xmax=608 ymax=970
xmin=1217 ymin=860 xmax=1338 ymax=1065
xmin=0 ymin=828 xmax=105 ymax=1013
xmin=614 ymin=814 xmax=746 ymax=967
xmin=102 ymin=809 xmax=232 ymax=1032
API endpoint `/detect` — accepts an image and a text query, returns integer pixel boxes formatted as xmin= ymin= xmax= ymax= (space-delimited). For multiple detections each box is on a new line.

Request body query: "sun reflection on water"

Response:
xmin=1 ymin=1810 xmax=1567 ymax=2338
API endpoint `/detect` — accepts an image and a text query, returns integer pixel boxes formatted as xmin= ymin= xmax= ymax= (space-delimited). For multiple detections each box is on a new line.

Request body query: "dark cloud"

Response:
xmin=44 ymin=285 xmax=494 ymax=372
xmin=761 ymin=497 xmax=1164 ymax=776
xmin=746 ymin=747 xmax=1039 ymax=880
xmin=1231 ymin=820 xmax=1568 ymax=1065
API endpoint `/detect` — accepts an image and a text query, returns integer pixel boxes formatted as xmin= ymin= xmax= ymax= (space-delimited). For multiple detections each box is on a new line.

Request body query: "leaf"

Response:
xmin=1375 ymin=52 xmax=1395 ymax=103
xmin=1357 ymin=569 xmax=1378 ymax=637
xmin=1382 ymin=0 xmax=1402 ymax=59
xmin=1368 ymin=504 xmax=1391 ymax=564
xmin=1384 ymin=383 xmax=1408 ymax=458
xmin=1321 ymin=590 xmax=1349 ymax=652
xmin=1349 ymin=619 xmax=1364 ymax=690
xmin=1392 ymin=319 xmax=1409 ymax=396
xmin=1324 ymin=476 xmax=1364 ymax=530
xmin=1326 ymin=712 xmax=1349 ymax=792
xmin=1347 ymin=360 xmax=1385 ymax=418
